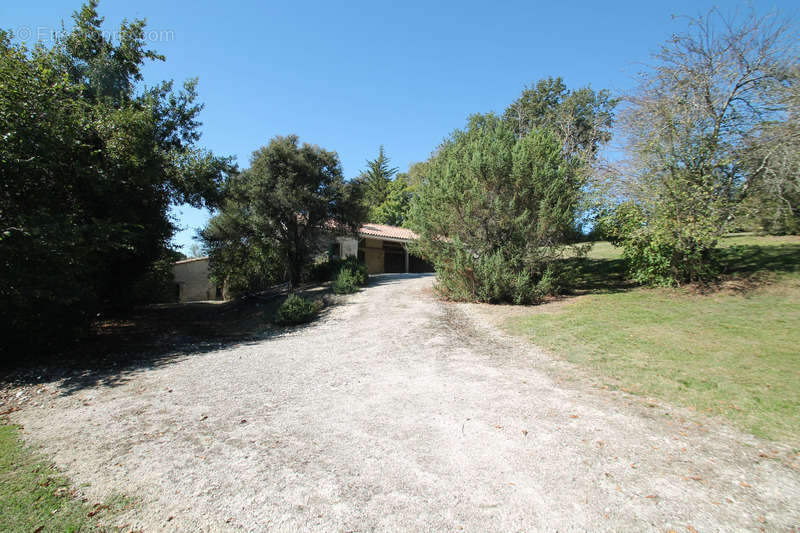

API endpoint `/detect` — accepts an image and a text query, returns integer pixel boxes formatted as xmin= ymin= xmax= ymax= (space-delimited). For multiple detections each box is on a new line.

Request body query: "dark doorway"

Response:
xmin=409 ymin=254 xmax=435 ymax=273
xmin=383 ymin=241 xmax=405 ymax=273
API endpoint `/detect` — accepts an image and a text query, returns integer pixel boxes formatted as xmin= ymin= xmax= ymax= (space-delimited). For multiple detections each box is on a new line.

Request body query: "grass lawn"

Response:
xmin=508 ymin=234 xmax=800 ymax=444
xmin=0 ymin=422 xmax=130 ymax=532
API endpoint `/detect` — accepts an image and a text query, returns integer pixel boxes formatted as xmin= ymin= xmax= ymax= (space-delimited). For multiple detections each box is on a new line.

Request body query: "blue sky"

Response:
xmin=4 ymin=0 xmax=796 ymax=252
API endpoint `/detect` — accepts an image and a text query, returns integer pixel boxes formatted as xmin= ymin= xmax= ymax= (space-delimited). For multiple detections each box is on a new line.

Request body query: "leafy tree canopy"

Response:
xmin=370 ymin=174 xmax=412 ymax=227
xmin=0 ymin=1 xmax=233 ymax=357
xmin=202 ymin=135 xmax=364 ymax=293
xmin=359 ymin=145 xmax=398 ymax=209
xmin=503 ymin=76 xmax=617 ymax=171
xmin=354 ymin=145 xmax=416 ymax=225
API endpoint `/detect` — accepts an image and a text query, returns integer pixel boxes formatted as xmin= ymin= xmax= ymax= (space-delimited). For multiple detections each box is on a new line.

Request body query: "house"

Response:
xmin=172 ymin=223 xmax=433 ymax=302
xmin=172 ymin=256 xmax=224 ymax=302
xmin=330 ymin=223 xmax=434 ymax=274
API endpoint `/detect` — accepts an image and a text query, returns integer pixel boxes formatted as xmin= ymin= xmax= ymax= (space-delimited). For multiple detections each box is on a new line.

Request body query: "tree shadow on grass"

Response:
xmin=561 ymin=256 xmax=634 ymax=295
xmin=717 ymin=244 xmax=800 ymax=277
xmin=560 ymin=240 xmax=800 ymax=297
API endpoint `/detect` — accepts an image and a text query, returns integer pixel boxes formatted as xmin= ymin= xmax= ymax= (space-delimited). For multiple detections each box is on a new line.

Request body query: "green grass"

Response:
xmin=509 ymin=234 xmax=800 ymax=443
xmin=0 ymin=423 xmax=131 ymax=532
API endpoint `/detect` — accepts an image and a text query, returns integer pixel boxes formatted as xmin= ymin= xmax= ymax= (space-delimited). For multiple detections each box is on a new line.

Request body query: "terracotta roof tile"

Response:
xmin=358 ymin=223 xmax=418 ymax=241
xmin=174 ymin=256 xmax=209 ymax=265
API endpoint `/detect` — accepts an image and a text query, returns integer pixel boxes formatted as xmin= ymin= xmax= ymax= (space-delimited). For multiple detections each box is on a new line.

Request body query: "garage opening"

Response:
xmin=383 ymin=241 xmax=405 ymax=273
xmin=409 ymin=254 xmax=435 ymax=273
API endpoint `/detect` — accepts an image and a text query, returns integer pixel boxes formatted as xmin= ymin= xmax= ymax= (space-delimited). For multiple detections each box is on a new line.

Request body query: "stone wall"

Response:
xmin=172 ymin=257 xmax=221 ymax=302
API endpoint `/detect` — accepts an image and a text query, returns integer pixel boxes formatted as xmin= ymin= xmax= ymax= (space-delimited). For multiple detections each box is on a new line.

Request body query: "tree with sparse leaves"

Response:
xmin=609 ymin=7 xmax=798 ymax=285
xmin=739 ymin=66 xmax=800 ymax=234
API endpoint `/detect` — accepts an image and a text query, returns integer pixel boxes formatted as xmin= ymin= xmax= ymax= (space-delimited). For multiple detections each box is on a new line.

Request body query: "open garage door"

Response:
xmin=383 ymin=241 xmax=405 ymax=273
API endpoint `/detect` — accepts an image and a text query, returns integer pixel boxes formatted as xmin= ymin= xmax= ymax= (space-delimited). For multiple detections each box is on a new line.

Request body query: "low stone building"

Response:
xmin=172 ymin=257 xmax=223 ymax=302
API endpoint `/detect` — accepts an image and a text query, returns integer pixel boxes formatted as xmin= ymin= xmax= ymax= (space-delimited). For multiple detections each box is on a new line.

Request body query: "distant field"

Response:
xmin=509 ymin=234 xmax=800 ymax=444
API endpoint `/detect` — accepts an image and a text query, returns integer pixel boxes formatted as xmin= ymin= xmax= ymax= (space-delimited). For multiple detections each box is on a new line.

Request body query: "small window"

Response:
xmin=329 ymin=242 xmax=342 ymax=257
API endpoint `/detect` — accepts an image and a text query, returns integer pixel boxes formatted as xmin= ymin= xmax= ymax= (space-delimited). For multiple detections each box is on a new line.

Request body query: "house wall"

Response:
xmin=172 ymin=257 xmax=221 ymax=302
xmin=360 ymin=238 xmax=385 ymax=274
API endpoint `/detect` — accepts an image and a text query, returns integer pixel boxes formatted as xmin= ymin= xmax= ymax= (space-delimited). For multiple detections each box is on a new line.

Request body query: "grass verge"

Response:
xmin=508 ymin=235 xmax=800 ymax=443
xmin=0 ymin=422 xmax=130 ymax=532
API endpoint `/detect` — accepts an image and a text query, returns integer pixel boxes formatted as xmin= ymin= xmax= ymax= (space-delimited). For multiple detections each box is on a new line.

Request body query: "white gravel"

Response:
xmin=12 ymin=273 xmax=800 ymax=531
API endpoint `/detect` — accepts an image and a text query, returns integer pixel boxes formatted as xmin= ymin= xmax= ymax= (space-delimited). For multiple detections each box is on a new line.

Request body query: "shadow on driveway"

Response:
xmin=1 ymin=288 xmax=325 ymax=398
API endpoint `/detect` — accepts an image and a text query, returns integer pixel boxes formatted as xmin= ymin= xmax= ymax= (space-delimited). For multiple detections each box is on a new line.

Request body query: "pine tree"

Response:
xmin=358 ymin=146 xmax=399 ymax=221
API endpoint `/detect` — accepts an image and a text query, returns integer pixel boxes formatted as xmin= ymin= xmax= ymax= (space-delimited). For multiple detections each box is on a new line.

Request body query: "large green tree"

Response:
xmin=355 ymin=145 xmax=418 ymax=226
xmin=358 ymin=145 xmax=398 ymax=214
xmin=202 ymin=135 xmax=364 ymax=293
xmin=503 ymin=77 xmax=617 ymax=233
xmin=504 ymin=77 xmax=616 ymax=170
xmin=409 ymin=114 xmax=584 ymax=304
xmin=0 ymin=1 xmax=232 ymax=358
xmin=370 ymin=173 xmax=412 ymax=226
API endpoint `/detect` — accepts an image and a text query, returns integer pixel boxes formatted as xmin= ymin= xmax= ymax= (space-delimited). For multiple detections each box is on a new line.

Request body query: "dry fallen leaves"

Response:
xmin=87 ymin=504 xmax=110 ymax=517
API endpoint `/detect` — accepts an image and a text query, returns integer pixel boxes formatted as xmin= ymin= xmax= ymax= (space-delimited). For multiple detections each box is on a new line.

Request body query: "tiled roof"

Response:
xmin=358 ymin=223 xmax=418 ymax=241
xmin=174 ymin=256 xmax=209 ymax=265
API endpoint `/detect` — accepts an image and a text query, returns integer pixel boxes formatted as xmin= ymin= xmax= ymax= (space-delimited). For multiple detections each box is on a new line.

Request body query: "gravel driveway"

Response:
xmin=12 ymin=274 xmax=800 ymax=531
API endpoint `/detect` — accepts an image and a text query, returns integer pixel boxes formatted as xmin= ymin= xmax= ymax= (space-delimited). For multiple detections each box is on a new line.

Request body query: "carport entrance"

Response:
xmin=383 ymin=241 xmax=406 ymax=273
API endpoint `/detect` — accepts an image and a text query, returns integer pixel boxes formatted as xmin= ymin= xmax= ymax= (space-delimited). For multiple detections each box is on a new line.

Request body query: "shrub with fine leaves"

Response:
xmin=408 ymin=114 xmax=585 ymax=304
